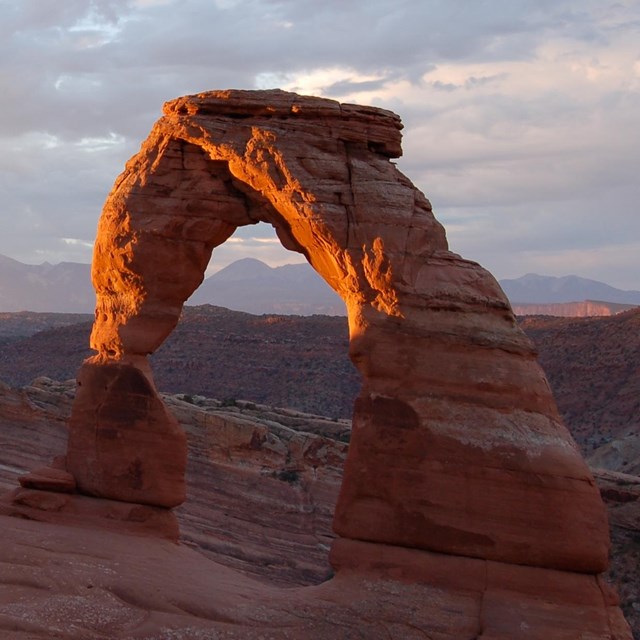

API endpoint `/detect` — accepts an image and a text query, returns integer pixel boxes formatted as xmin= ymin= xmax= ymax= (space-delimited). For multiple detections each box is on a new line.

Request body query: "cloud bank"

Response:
xmin=1 ymin=0 xmax=638 ymax=287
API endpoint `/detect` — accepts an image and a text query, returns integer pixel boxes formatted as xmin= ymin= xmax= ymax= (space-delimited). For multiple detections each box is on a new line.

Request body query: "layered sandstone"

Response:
xmin=0 ymin=378 xmax=346 ymax=583
xmin=0 ymin=512 xmax=631 ymax=640
xmin=67 ymin=358 xmax=187 ymax=507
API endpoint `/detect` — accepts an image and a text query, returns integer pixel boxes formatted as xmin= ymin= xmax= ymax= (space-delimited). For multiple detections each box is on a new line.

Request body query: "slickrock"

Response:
xmin=2 ymin=379 xmax=637 ymax=637
xmin=0 ymin=515 xmax=630 ymax=640
xmin=594 ymin=468 xmax=640 ymax=634
xmin=1 ymin=378 xmax=347 ymax=585
xmin=591 ymin=430 xmax=640 ymax=476
xmin=0 ymin=378 xmax=70 ymax=492
xmin=166 ymin=394 xmax=347 ymax=585
xmin=0 ymin=488 xmax=180 ymax=541
xmin=19 ymin=466 xmax=76 ymax=493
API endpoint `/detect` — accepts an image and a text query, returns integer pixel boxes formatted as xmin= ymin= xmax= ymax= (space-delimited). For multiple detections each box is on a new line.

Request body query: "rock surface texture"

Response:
xmin=1 ymin=379 xmax=637 ymax=638
xmin=7 ymin=89 xmax=630 ymax=637
xmin=0 ymin=513 xmax=632 ymax=640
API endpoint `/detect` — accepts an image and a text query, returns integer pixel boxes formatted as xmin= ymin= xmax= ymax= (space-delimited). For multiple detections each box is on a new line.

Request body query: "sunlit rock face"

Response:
xmin=69 ymin=89 xmax=609 ymax=573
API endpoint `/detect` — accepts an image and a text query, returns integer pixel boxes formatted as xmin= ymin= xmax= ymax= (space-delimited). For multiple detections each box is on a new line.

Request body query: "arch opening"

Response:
xmin=89 ymin=136 xmax=366 ymax=361
xmin=186 ymin=220 xmax=346 ymax=316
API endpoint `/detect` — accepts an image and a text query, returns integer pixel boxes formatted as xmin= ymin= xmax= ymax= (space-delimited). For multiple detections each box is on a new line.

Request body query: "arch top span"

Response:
xmin=68 ymin=89 xmax=610 ymax=576
xmin=90 ymin=89 xmax=457 ymax=360
xmin=164 ymin=88 xmax=405 ymax=157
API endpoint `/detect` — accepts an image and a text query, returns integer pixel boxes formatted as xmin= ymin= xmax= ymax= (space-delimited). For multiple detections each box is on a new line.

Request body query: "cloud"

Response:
xmin=322 ymin=76 xmax=395 ymax=97
xmin=0 ymin=0 xmax=639 ymax=290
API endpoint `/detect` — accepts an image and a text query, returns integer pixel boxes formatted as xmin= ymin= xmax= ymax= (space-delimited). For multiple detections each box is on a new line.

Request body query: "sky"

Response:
xmin=1 ymin=0 xmax=639 ymax=289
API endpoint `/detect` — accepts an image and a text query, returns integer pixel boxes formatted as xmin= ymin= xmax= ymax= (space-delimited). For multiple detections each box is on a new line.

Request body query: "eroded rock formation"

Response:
xmin=71 ymin=88 xmax=608 ymax=568
xmin=4 ymin=89 xmax=630 ymax=637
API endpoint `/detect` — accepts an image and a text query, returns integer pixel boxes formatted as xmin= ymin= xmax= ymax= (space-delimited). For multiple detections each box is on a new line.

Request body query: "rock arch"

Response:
xmin=66 ymin=89 xmax=609 ymax=574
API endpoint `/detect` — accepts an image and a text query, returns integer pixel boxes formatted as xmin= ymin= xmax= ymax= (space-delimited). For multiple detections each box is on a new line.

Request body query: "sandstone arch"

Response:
xmin=66 ymin=89 xmax=609 ymax=574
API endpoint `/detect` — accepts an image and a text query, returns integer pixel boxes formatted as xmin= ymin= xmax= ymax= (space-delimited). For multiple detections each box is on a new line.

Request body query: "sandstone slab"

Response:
xmin=0 ymin=488 xmax=179 ymax=541
xmin=19 ymin=465 xmax=76 ymax=493
xmin=1 ymin=378 xmax=635 ymax=637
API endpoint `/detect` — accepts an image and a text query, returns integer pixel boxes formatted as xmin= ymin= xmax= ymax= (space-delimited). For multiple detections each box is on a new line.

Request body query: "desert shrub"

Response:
xmin=276 ymin=469 xmax=299 ymax=483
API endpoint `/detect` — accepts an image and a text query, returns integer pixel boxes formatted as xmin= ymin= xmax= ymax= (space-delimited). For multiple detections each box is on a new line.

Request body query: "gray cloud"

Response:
xmin=0 ymin=0 xmax=639 ymax=288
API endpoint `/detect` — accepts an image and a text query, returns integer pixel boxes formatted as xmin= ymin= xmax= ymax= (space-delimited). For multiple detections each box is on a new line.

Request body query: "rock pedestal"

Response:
xmin=66 ymin=357 xmax=186 ymax=508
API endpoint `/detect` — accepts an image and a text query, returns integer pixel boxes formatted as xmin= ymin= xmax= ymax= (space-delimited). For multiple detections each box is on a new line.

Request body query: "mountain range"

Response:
xmin=186 ymin=257 xmax=345 ymax=315
xmin=0 ymin=254 xmax=95 ymax=313
xmin=1 ymin=253 xmax=639 ymax=315
xmin=500 ymin=272 xmax=640 ymax=304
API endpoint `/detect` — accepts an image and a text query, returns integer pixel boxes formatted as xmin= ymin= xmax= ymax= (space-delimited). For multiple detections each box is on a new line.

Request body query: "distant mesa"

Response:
xmin=503 ymin=273 xmax=640 ymax=317
xmin=502 ymin=272 xmax=640 ymax=316
xmin=502 ymin=272 xmax=640 ymax=304
xmin=511 ymin=299 xmax=638 ymax=317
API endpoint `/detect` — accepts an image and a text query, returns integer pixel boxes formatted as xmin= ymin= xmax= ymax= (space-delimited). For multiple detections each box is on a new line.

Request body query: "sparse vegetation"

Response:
xmin=275 ymin=469 xmax=300 ymax=484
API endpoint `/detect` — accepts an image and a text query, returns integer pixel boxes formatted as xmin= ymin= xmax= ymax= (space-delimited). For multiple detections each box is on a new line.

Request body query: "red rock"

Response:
xmin=331 ymin=538 xmax=629 ymax=640
xmin=0 ymin=378 xmax=634 ymax=637
xmin=67 ymin=89 xmax=609 ymax=574
xmin=34 ymin=89 xmax=628 ymax=636
xmin=0 ymin=488 xmax=179 ymax=540
xmin=66 ymin=357 xmax=186 ymax=507
xmin=18 ymin=466 xmax=76 ymax=493
xmin=0 ymin=517 xmax=625 ymax=640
